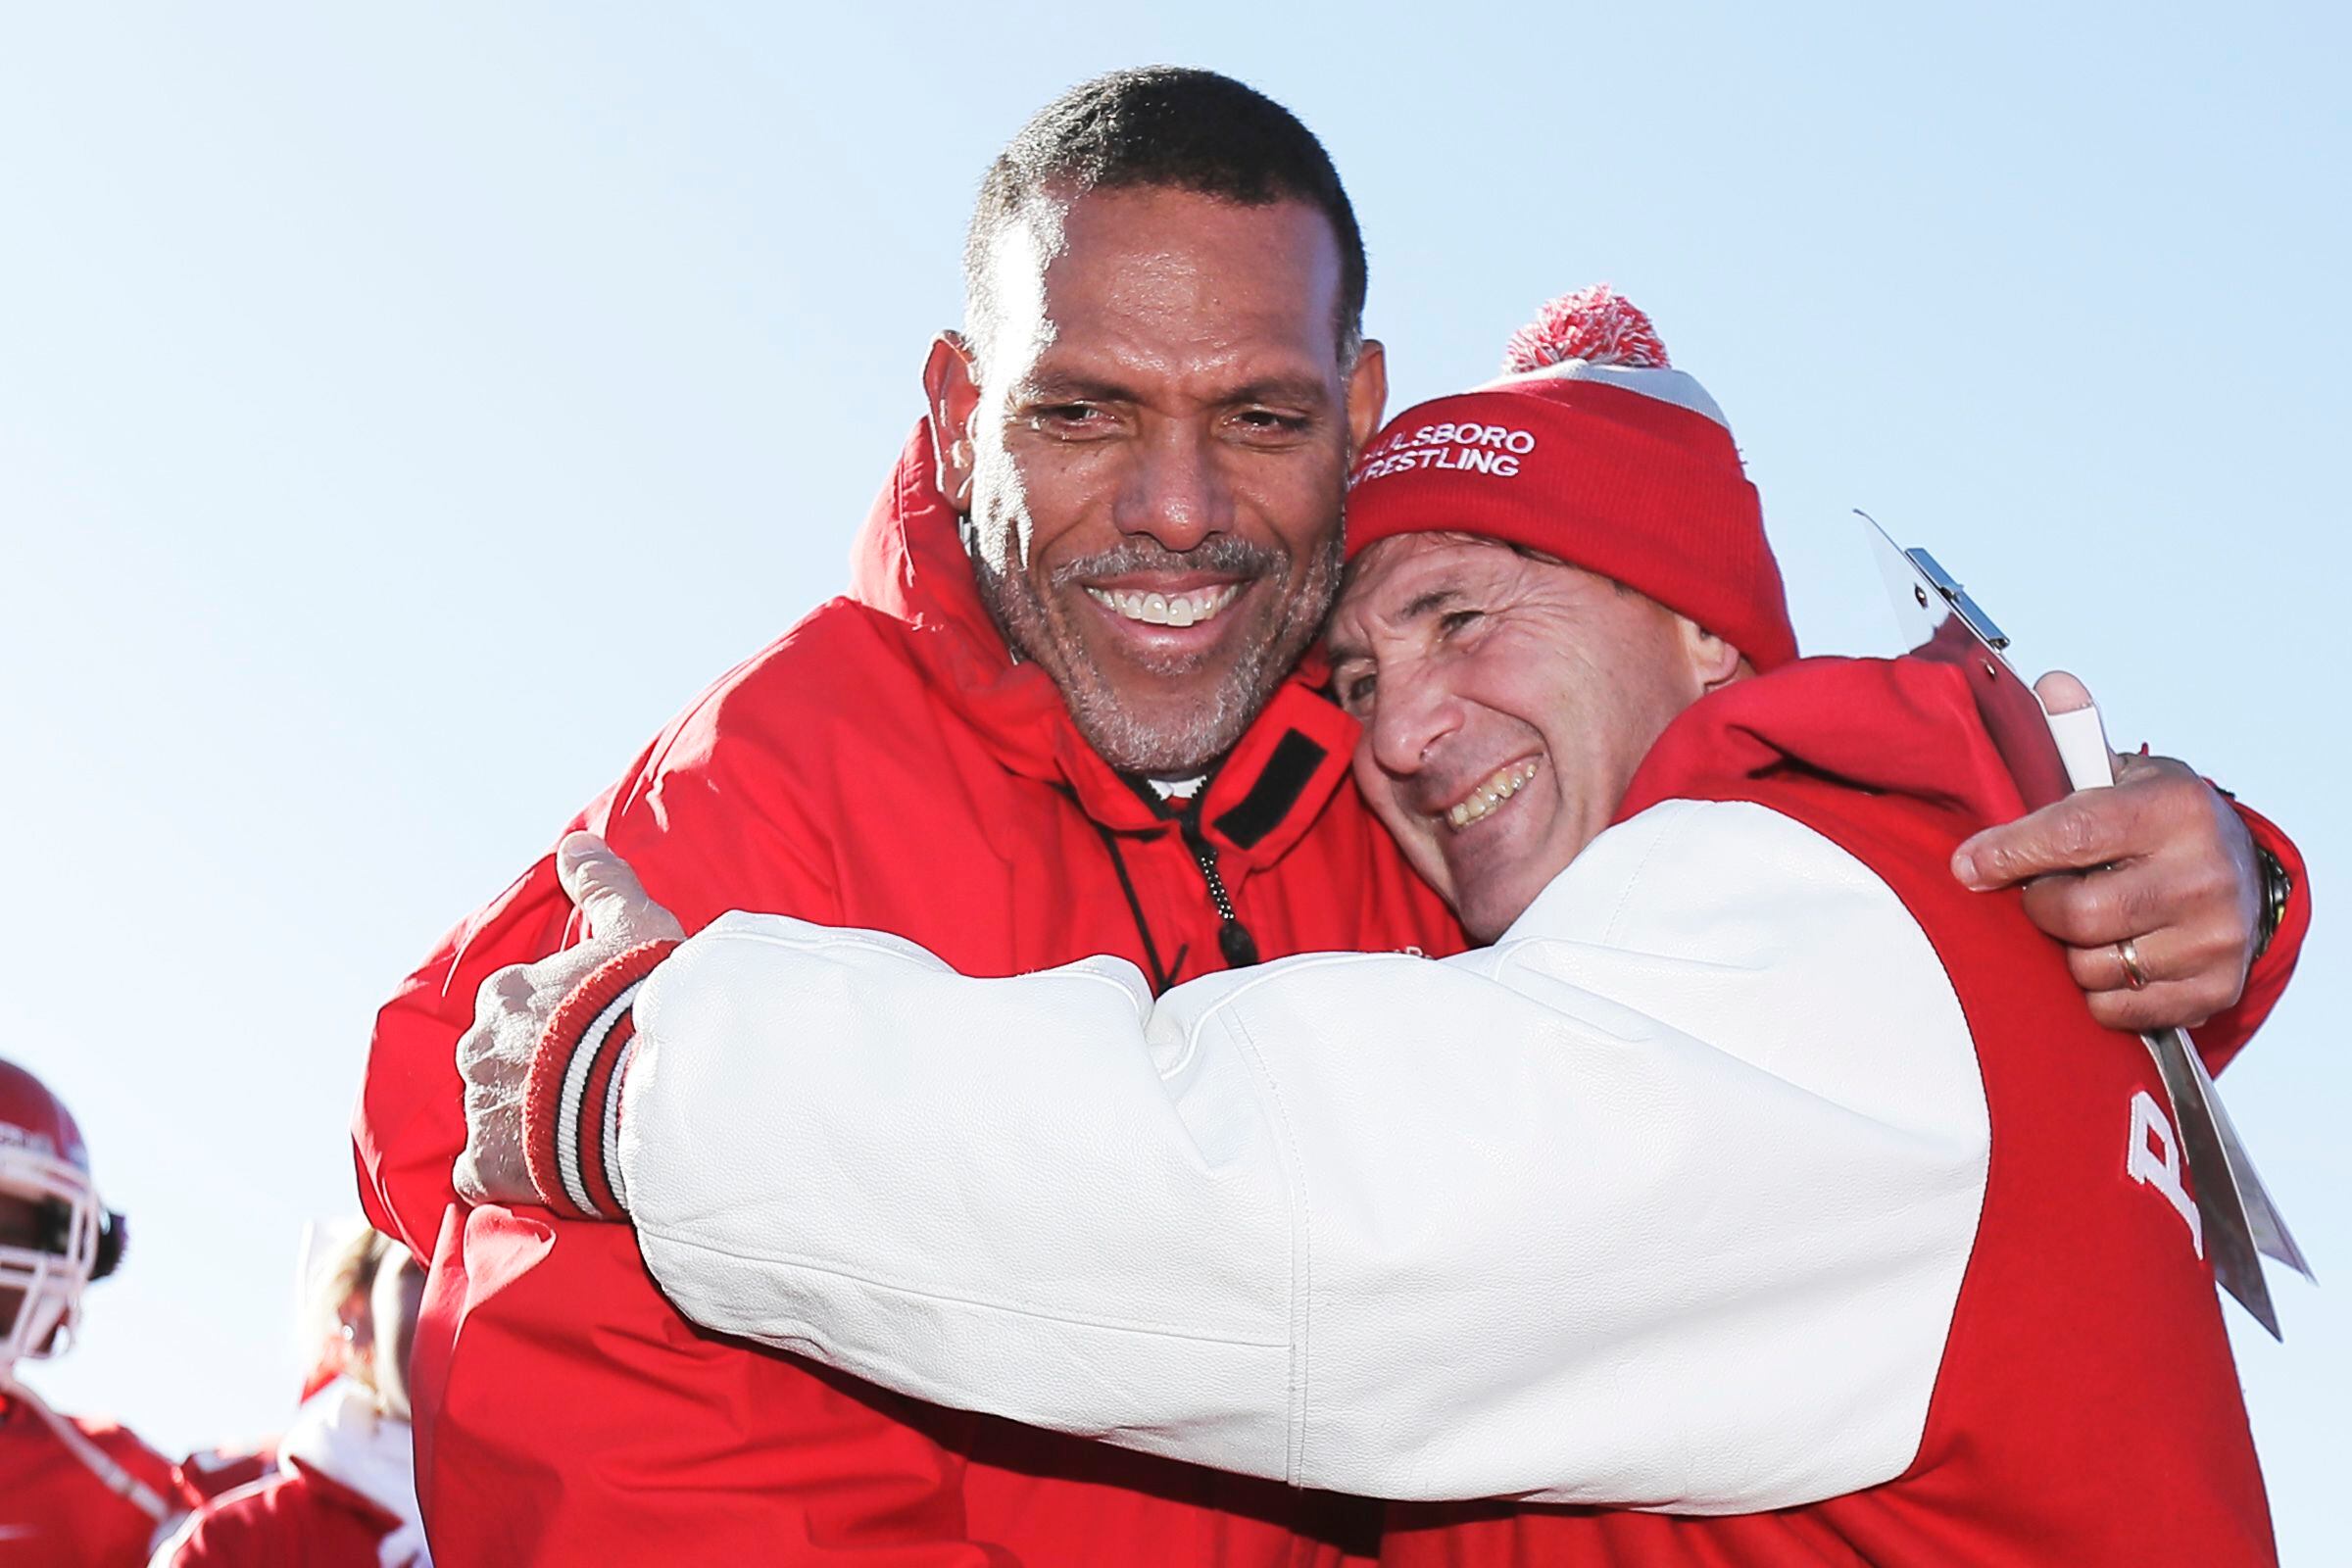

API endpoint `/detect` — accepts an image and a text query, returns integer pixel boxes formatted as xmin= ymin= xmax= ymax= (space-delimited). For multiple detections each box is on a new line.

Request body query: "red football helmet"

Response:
xmin=1 ymin=1058 xmax=126 ymax=1374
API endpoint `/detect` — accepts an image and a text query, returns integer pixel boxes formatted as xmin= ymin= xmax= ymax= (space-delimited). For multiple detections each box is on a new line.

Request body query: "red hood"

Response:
xmin=1620 ymin=656 xmax=2032 ymax=831
xmin=844 ymin=422 xmax=1355 ymax=867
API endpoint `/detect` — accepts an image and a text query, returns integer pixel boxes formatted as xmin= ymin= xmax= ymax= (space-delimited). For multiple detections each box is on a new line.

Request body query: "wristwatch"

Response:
xmin=2253 ymin=845 xmax=2293 ymax=962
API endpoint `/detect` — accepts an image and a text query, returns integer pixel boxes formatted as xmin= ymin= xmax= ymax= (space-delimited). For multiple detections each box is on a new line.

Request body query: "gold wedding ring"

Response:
xmin=2116 ymin=937 xmax=2150 ymax=991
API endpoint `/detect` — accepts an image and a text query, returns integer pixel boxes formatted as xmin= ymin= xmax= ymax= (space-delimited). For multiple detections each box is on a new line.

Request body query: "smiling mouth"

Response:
xmin=1083 ymin=583 xmax=1246 ymax=629
xmin=1443 ymin=760 xmax=1542 ymax=831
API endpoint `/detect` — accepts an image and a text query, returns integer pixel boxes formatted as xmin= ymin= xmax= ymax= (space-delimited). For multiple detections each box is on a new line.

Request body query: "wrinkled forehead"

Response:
xmin=1331 ymin=533 xmax=1534 ymax=648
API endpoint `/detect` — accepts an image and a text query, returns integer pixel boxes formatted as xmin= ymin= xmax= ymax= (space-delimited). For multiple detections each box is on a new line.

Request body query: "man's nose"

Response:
xmin=1368 ymin=667 xmax=1463 ymax=784
xmin=1114 ymin=422 xmax=1231 ymax=553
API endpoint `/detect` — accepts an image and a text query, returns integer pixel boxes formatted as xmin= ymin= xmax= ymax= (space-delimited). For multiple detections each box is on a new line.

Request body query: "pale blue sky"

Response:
xmin=3 ymin=3 xmax=2342 ymax=1557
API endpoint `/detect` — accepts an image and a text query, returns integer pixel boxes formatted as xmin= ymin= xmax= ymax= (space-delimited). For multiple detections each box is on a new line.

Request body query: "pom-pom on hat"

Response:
xmin=1346 ymin=285 xmax=1796 ymax=671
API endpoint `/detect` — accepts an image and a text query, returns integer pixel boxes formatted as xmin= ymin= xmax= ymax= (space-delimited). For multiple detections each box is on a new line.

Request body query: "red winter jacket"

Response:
xmin=353 ymin=425 xmax=1461 ymax=1566
xmin=1380 ymin=658 xmax=2293 ymax=1567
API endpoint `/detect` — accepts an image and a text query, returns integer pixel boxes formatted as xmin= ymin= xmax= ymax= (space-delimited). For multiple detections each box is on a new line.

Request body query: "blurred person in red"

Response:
xmin=360 ymin=68 xmax=2307 ymax=1567
xmin=128 ymin=1231 xmax=385 ymax=1522
xmin=1 ymin=1057 xmax=190 ymax=1564
xmin=155 ymin=1217 xmax=419 ymax=1517
xmin=152 ymin=1229 xmax=428 ymax=1568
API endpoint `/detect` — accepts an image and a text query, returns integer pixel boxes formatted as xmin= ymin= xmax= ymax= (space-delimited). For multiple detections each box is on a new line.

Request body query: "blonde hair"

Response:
xmin=301 ymin=1222 xmax=400 ymax=1395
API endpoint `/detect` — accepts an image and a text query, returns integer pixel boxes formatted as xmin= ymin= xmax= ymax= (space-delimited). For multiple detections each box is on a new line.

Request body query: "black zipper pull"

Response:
xmin=1178 ymin=808 xmax=1261 ymax=969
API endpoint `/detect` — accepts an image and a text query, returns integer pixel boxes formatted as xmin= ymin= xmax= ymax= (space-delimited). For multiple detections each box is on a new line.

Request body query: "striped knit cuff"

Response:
xmin=521 ymin=939 xmax=678 ymax=1220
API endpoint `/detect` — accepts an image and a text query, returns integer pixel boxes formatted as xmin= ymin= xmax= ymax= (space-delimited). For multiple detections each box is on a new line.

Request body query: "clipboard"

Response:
xmin=1865 ymin=514 xmax=2311 ymax=1338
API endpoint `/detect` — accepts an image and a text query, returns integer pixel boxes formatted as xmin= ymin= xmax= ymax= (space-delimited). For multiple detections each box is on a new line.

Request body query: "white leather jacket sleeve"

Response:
xmin=618 ymin=799 xmax=1991 ymax=1511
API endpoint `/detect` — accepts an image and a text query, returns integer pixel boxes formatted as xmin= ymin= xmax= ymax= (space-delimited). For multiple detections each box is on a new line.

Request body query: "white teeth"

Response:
xmin=1444 ymin=761 xmax=1541 ymax=831
xmin=1085 ymin=583 xmax=1242 ymax=628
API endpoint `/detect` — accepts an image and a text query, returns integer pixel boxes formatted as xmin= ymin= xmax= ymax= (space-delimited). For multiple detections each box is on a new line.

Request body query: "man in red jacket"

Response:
xmin=361 ymin=72 xmax=2300 ymax=1566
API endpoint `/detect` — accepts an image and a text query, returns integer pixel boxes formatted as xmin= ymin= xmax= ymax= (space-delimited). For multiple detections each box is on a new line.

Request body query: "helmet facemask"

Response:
xmin=0 ymin=1141 xmax=103 ymax=1374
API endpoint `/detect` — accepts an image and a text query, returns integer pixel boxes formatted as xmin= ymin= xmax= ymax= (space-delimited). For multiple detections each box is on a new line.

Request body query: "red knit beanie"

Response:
xmin=1345 ymin=285 xmax=1797 ymax=671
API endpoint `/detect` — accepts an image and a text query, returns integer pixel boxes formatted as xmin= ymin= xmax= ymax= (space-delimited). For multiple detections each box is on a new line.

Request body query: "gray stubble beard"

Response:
xmin=967 ymin=504 xmax=1344 ymax=777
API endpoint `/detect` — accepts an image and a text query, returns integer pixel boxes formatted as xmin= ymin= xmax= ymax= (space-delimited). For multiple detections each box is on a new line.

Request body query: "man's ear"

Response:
xmin=1346 ymin=338 xmax=1389 ymax=463
xmin=1678 ymin=616 xmax=1747 ymax=694
xmin=923 ymin=331 xmax=982 ymax=510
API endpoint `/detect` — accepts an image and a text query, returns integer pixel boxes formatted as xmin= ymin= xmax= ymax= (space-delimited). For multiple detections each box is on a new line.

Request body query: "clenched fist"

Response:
xmin=453 ymin=832 xmax=684 ymax=1206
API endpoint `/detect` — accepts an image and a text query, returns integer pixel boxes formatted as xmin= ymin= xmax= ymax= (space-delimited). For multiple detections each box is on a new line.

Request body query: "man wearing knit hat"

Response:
xmin=462 ymin=286 xmax=2285 ymax=1564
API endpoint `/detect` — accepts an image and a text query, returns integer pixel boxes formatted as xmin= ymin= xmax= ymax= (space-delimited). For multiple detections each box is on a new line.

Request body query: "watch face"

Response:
xmin=2254 ymin=846 xmax=2292 ymax=959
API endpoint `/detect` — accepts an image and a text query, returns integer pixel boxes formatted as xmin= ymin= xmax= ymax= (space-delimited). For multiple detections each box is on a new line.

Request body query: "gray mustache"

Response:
xmin=1049 ymin=536 xmax=1281 ymax=588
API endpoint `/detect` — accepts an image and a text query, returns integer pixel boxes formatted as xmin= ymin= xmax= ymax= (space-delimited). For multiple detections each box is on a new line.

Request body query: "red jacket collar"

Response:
xmin=846 ymin=422 xmax=1357 ymax=867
